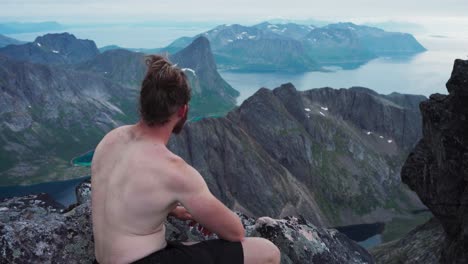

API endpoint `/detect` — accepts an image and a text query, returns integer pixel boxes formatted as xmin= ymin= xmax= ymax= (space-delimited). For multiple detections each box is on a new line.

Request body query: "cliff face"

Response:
xmin=400 ymin=59 xmax=468 ymax=263
xmin=0 ymin=183 xmax=374 ymax=264
xmin=168 ymin=84 xmax=426 ymax=226
xmin=0 ymin=55 xmax=136 ymax=185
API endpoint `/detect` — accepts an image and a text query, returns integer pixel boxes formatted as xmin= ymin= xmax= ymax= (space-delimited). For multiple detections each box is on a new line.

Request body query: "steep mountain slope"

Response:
xmin=0 ymin=55 xmax=137 ymax=185
xmin=0 ymin=36 xmax=239 ymax=185
xmin=168 ymin=83 xmax=427 ymax=227
xmin=0 ymin=34 xmax=24 ymax=48
xmin=77 ymin=36 xmax=239 ymax=117
xmin=0 ymin=33 xmax=99 ymax=65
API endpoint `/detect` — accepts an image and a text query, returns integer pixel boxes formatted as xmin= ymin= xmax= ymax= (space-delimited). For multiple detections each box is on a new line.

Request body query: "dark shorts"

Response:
xmin=93 ymin=239 xmax=244 ymax=264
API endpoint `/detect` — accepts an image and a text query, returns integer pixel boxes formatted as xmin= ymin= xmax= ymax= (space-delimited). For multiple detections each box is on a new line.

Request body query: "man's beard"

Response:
xmin=172 ymin=110 xmax=188 ymax=135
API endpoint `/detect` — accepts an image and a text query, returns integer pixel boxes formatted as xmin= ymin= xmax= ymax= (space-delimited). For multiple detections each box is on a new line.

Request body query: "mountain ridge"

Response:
xmin=168 ymin=83 xmax=427 ymax=227
xmin=0 ymin=36 xmax=240 ymax=185
xmin=0 ymin=33 xmax=99 ymax=65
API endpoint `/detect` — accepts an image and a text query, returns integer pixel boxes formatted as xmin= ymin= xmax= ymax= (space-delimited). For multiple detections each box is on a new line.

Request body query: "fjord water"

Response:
xmin=220 ymin=35 xmax=468 ymax=104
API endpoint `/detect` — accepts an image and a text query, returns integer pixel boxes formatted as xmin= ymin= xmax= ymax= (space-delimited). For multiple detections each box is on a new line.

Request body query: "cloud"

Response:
xmin=0 ymin=0 xmax=467 ymax=23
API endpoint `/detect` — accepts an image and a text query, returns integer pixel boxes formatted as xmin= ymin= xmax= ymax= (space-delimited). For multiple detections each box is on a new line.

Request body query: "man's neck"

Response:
xmin=135 ymin=120 xmax=173 ymax=145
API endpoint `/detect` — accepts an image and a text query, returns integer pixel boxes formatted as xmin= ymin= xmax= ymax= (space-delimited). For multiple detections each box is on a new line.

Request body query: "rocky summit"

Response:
xmin=0 ymin=181 xmax=374 ymax=263
xmin=398 ymin=59 xmax=468 ymax=263
xmin=168 ymin=84 xmax=426 ymax=227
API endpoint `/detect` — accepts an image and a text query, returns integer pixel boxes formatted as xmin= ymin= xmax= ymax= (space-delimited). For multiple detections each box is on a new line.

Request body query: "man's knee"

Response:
xmin=264 ymin=239 xmax=281 ymax=264
xmin=242 ymin=237 xmax=281 ymax=264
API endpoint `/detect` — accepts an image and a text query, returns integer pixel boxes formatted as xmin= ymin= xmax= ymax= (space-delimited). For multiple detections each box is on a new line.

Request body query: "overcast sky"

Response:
xmin=1 ymin=0 xmax=468 ymax=24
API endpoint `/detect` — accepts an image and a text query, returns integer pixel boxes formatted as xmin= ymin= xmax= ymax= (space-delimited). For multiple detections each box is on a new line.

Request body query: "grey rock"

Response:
xmin=401 ymin=59 xmax=468 ymax=263
xmin=75 ymin=179 xmax=91 ymax=205
xmin=446 ymin=59 xmax=468 ymax=96
xmin=371 ymin=218 xmax=445 ymax=264
xmin=0 ymin=191 xmax=374 ymax=264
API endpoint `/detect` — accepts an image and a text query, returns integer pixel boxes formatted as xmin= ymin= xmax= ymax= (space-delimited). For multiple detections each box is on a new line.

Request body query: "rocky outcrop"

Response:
xmin=371 ymin=218 xmax=445 ymax=264
xmin=0 ymin=194 xmax=94 ymax=263
xmin=169 ymin=84 xmax=426 ymax=227
xmin=400 ymin=59 xmax=468 ymax=263
xmin=0 ymin=185 xmax=374 ymax=264
xmin=0 ymin=33 xmax=99 ymax=65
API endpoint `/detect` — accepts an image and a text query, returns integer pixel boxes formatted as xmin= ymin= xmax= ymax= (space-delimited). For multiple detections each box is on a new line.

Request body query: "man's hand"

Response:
xmin=168 ymin=205 xmax=214 ymax=236
xmin=169 ymin=205 xmax=193 ymax=221
xmin=188 ymin=220 xmax=214 ymax=237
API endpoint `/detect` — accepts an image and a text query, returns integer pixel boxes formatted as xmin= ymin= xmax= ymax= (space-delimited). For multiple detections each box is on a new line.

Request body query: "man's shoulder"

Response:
xmin=97 ymin=125 xmax=133 ymax=148
xmin=162 ymin=154 xmax=202 ymax=190
xmin=92 ymin=125 xmax=133 ymax=162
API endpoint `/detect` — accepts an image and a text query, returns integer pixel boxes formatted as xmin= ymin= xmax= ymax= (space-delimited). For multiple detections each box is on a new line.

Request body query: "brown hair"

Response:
xmin=139 ymin=55 xmax=191 ymax=126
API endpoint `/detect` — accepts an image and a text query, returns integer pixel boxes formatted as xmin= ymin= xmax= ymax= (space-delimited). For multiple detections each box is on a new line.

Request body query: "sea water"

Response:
xmin=220 ymin=35 xmax=468 ymax=105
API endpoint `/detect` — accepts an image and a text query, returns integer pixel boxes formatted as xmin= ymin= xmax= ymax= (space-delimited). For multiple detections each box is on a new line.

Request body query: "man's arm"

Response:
xmin=171 ymin=161 xmax=245 ymax=242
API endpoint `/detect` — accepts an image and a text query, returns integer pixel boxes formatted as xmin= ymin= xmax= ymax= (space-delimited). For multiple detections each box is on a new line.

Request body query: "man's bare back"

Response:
xmin=92 ymin=125 xmax=181 ymax=263
xmin=92 ymin=124 xmax=252 ymax=264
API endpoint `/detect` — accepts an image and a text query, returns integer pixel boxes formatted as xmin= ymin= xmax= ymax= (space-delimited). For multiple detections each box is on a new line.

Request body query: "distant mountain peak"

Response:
xmin=35 ymin=32 xmax=77 ymax=42
xmin=0 ymin=32 xmax=99 ymax=65
xmin=171 ymin=36 xmax=216 ymax=72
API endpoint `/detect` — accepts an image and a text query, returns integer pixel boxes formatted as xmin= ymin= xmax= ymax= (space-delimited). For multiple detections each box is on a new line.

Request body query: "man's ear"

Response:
xmin=177 ymin=104 xmax=188 ymax=117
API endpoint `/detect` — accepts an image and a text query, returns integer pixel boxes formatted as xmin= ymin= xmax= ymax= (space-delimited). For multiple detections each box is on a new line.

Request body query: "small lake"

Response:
xmin=334 ymin=222 xmax=385 ymax=249
xmin=72 ymin=150 xmax=94 ymax=167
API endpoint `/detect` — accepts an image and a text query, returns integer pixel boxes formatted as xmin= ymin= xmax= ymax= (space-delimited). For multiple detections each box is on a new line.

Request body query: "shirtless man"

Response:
xmin=91 ymin=55 xmax=281 ymax=264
